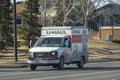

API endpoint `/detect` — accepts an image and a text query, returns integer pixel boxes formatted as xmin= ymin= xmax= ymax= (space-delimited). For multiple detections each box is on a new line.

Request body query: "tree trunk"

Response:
xmin=84 ymin=16 xmax=88 ymax=28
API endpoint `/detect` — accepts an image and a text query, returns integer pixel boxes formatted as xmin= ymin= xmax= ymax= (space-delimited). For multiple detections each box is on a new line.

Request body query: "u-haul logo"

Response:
xmin=46 ymin=30 xmax=67 ymax=34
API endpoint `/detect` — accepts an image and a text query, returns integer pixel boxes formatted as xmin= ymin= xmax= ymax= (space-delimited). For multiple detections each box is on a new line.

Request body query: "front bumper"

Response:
xmin=27 ymin=58 xmax=59 ymax=66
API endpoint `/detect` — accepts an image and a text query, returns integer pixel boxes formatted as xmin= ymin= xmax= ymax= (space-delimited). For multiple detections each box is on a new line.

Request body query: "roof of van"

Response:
xmin=41 ymin=35 xmax=65 ymax=38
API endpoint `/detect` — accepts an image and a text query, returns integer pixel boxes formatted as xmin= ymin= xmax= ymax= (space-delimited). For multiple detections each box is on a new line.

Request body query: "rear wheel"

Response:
xmin=57 ymin=57 xmax=64 ymax=70
xmin=30 ymin=64 xmax=37 ymax=71
xmin=77 ymin=57 xmax=84 ymax=68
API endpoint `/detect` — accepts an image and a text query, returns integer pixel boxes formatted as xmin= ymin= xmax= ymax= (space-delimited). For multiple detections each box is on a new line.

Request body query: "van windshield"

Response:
xmin=34 ymin=37 xmax=63 ymax=47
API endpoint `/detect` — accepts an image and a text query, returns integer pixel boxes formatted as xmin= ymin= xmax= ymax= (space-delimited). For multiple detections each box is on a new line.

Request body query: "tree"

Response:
xmin=78 ymin=0 xmax=113 ymax=28
xmin=54 ymin=0 xmax=113 ymax=29
xmin=53 ymin=0 xmax=79 ymax=26
xmin=54 ymin=0 xmax=93 ymax=26
xmin=52 ymin=0 xmax=63 ymax=26
xmin=0 ymin=0 xmax=13 ymax=48
xmin=19 ymin=0 xmax=42 ymax=47
xmin=38 ymin=0 xmax=59 ymax=26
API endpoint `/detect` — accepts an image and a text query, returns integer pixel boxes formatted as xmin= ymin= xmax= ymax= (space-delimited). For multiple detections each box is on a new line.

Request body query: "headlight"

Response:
xmin=50 ymin=51 xmax=58 ymax=58
xmin=51 ymin=52 xmax=56 ymax=55
xmin=29 ymin=52 xmax=34 ymax=58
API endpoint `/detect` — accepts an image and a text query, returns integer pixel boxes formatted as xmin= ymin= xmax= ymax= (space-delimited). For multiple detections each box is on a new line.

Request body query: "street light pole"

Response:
xmin=13 ymin=0 xmax=18 ymax=61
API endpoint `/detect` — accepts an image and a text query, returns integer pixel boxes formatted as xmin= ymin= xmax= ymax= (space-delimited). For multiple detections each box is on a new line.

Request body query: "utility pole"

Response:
xmin=13 ymin=0 xmax=18 ymax=61
xmin=44 ymin=0 xmax=47 ymax=27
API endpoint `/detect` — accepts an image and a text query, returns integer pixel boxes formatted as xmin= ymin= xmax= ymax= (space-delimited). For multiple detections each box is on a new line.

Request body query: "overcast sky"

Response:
xmin=11 ymin=0 xmax=25 ymax=3
xmin=16 ymin=0 xmax=25 ymax=2
xmin=11 ymin=0 xmax=120 ymax=3
xmin=15 ymin=0 xmax=119 ymax=3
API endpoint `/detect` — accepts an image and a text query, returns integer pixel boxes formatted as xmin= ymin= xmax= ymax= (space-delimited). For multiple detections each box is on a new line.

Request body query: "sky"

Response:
xmin=13 ymin=0 xmax=119 ymax=4
xmin=16 ymin=0 xmax=25 ymax=2
xmin=11 ymin=0 xmax=25 ymax=3
xmin=15 ymin=0 xmax=119 ymax=3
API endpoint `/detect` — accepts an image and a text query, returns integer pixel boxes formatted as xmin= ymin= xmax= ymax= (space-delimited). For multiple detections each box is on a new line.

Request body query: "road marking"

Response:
xmin=27 ymin=70 xmax=120 ymax=80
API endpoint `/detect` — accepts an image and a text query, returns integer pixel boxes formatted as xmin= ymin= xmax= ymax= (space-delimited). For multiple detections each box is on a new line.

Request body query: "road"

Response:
xmin=0 ymin=61 xmax=120 ymax=80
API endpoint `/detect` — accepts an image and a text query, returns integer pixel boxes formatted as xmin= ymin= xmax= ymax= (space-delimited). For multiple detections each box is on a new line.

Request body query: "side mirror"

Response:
xmin=29 ymin=40 xmax=33 ymax=48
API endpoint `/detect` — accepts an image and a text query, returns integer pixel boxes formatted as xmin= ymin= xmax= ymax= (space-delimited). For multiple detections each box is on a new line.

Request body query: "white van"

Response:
xmin=27 ymin=26 xmax=88 ymax=70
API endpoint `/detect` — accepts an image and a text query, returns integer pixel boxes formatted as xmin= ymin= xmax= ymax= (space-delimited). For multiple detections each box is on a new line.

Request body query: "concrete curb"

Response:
xmin=0 ymin=64 xmax=28 ymax=68
xmin=88 ymin=59 xmax=120 ymax=63
xmin=0 ymin=60 xmax=28 ymax=68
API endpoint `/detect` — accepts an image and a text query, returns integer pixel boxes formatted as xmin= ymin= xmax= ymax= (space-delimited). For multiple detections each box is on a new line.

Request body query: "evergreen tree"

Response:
xmin=19 ymin=0 xmax=42 ymax=47
xmin=0 ymin=0 xmax=13 ymax=48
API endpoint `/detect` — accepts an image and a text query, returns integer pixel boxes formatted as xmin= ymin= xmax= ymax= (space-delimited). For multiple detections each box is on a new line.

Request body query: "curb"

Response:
xmin=0 ymin=60 xmax=28 ymax=68
xmin=88 ymin=58 xmax=120 ymax=63
xmin=0 ymin=65 xmax=28 ymax=68
xmin=0 ymin=63 xmax=28 ymax=68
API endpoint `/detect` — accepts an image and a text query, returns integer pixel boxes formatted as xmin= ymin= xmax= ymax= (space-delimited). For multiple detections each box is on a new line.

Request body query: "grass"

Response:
xmin=0 ymin=47 xmax=28 ymax=67
xmin=89 ymin=39 xmax=120 ymax=61
xmin=89 ymin=40 xmax=120 ymax=54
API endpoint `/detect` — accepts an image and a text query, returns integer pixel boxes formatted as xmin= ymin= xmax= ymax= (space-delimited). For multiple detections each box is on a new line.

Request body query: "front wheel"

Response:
xmin=77 ymin=57 xmax=84 ymax=69
xmin=52 ymin=65 xmax=57 ymax=68
xmin=30 ymin=64 xmax=37 ymax=71
xmin=57 ymin=57 xmax=64 ymax=70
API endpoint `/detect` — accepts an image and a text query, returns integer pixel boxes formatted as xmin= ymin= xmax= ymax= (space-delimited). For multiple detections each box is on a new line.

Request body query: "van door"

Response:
xmin=62 ymin=37 xmax=72 ymax=63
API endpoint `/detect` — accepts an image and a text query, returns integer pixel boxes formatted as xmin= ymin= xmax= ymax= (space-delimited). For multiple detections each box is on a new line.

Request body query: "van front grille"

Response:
xmin=34 ymin=52 xmax=49 ymax=58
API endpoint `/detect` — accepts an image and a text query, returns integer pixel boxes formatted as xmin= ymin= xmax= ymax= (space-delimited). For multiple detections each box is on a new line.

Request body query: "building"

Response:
xmin=96 ymin=3 xmax=120 ymax=29
xmin=11 ymin=2 xmax=26 ymax=26
xmin=99 ymin=26 xmax=120 ymax=42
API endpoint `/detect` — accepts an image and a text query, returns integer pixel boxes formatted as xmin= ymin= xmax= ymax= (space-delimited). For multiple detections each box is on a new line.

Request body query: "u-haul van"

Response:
xmin=27 ymin=26 xmax=88 ymax=70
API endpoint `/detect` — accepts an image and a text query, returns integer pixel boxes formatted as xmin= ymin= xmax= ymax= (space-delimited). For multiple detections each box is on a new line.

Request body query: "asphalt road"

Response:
xmin=0 ymin=61 xmax=120 ymax=80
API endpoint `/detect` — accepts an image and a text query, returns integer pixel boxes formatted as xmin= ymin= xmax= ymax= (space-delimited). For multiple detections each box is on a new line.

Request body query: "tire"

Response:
xmin=52 ymin=65 xmax=57 ymax=68
xmin=77 ymin=57 xmax=84 ymax=69
xmin=57 ymin=57 xmax=64 ymax=70
xmin=30 ymin=64 xmax=37 ymax=71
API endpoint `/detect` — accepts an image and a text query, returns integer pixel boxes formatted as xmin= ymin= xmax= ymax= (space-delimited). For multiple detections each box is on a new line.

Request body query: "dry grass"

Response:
xmin=89 ymin=39 xmax=120 ymax=61
xmin=89 ymin=40 xmax=120 ymax=54
xmin=0 ymin=47 xmax=28 ymax=65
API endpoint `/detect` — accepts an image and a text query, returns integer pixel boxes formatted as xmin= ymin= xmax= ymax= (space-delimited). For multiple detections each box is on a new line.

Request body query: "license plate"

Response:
xmin=39 ymin=60 xmax=47 ymax=63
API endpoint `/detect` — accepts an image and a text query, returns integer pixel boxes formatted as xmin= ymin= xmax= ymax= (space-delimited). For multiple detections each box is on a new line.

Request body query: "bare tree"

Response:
xmin=59 ymin=0 xmax=105 ymax=27
xmin=38 ymin=0 xmax=117 ymax=28
xmin=61 ymin=0 xmax=114 ymax=27
xmin=38 ymin=0 xmax=59 ymax=26
xmin=77 ymin=0 xmax=108 ymax=27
